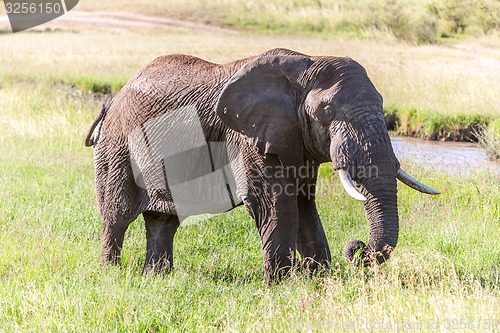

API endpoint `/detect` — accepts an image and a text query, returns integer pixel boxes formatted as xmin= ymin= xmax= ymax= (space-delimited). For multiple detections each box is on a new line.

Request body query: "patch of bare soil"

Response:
xmin=0 ymin=10 xmax=236 ymax=34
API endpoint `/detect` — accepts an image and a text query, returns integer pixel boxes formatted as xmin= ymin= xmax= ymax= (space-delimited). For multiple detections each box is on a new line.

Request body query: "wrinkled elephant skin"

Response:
xmin=86 ymin=48 xmax=439 ymax=283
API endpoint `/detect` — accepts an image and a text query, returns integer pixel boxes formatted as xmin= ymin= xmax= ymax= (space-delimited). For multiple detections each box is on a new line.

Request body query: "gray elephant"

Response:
xmin=85 ymin=48 xmax=439 ymax=283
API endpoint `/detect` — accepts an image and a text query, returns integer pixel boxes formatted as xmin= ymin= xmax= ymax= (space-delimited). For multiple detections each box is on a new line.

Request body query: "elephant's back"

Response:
xmin=101 ymin=55 xmax=230 ymax=136
xmin=125 ymin=54 xmax=224 ymax=95
xmin=143 ymin=54 xmax=221 ymax=83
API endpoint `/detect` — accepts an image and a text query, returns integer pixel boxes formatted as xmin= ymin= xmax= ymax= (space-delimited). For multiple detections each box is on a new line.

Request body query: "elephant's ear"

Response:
xmin=216 ymin=55 xmax=311 ymax=168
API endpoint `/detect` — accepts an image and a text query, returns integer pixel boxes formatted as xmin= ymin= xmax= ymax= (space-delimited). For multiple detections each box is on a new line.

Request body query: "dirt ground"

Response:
xmin=0 ymin=10 xmax=235 ymax=34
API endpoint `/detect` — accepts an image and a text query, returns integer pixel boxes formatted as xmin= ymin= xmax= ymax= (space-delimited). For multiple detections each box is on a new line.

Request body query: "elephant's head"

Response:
xmin=216 ymin=49 xmax=439 ymax=266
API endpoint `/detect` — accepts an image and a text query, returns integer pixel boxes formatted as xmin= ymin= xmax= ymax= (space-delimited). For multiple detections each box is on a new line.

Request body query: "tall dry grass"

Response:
xmin=1 ymin=29 xmax=498 ymax=117
xmin=74 ymin=0 xmax=500 ymax=43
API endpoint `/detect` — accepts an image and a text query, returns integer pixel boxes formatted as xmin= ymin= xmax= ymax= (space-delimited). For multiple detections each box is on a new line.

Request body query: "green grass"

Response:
xmin=384 ymin=107 xmax=493 ymax=142
xmin=0 ymin=11 xmax=498 ymax=331
xmin=0 ymin=82 xmax=498 ymax=331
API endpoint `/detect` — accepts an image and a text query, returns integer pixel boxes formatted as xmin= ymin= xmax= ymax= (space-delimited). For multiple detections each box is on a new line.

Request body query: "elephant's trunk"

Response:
xmin=364 ymin=176 xmax=399 ymax=263
xmin=332 ymin=111 xmax=400 ymax=265
xmin=343 ymin=172 xmax=399 ymax=265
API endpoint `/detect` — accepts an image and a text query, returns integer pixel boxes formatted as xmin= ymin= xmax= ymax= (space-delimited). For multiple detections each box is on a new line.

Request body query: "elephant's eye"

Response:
xmin=324 ymin=105 xmax=335 ymax=116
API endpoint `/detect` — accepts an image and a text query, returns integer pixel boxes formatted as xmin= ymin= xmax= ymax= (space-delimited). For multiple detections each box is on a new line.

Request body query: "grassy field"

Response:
xmin=0 ymin=79 xmax=498 ymax=331
xmin=0 ymin=4 xmax=499 ymax=332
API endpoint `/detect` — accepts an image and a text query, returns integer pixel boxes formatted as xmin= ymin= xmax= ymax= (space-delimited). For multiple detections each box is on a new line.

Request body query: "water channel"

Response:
xmin=391 ymin=137 xmax=498 ymax=174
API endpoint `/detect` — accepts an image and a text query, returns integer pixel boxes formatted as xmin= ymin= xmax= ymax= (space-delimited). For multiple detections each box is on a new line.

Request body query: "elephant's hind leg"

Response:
xmin=143 ymin=212 xmax=180 ymax=274
xmin=96 ymin=171 xmax=140 ymax=265
xmin=100 ymin=219 xmax=131 ymax=265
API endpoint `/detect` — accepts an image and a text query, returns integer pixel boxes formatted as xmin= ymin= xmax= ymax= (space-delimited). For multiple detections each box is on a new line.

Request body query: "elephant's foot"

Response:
xmin=265 ymin=265 xmax=293 ymax=285
xmin=99 ymin=222 xmax=129 ymax=265
xmin=143 ymin=256 xmax=174 ymax=275
xmin=264 ymin=252 xmax=298 ymax=284
xmin=265 ymin=256 xmax=330 ymax=283
xmin=99 ymin=247 xmax=122 ymax=265
xmin=143 ymin=212 xmax=179 ymax=275
xmin=99 ymin=230 xmax=126 ymax=265
xmin=297 ymin=257 xmax=329 ymax=277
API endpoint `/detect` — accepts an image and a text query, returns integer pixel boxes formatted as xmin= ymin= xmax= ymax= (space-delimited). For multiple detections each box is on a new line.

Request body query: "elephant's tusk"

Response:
xmin=397 ymin=168 xmax=441 ymax=195
xmin=338 ymin=169 xmax=367 ymax=201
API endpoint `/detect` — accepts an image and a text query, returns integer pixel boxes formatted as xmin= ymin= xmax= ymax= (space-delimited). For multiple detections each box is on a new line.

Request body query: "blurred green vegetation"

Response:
xmin=226 ymin=0 xmax=500 ymax=44
xmin=78 ymin=0 xmax=500 ymax=44
xmin=384 ymin=107 xmax=499 ymax=160
xmin=384 ymin=107 xmax=492 ymax=141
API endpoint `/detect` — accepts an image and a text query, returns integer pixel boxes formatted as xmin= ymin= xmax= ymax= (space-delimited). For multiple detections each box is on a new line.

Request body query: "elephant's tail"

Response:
xmin=85 ymin=93 xmax=113 ymax=147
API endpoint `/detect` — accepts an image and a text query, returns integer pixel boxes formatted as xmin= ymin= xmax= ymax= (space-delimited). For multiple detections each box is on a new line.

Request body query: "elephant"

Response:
xmin=85 ymin=48 xmax=440 ymax=283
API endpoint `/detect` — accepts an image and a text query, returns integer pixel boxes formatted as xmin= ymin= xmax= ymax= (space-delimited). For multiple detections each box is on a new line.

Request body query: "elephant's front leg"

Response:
xmin=244 ymin=155 xmax=299 ymax=283
xmin=297 ymin=193 xmax=331 ymax=272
